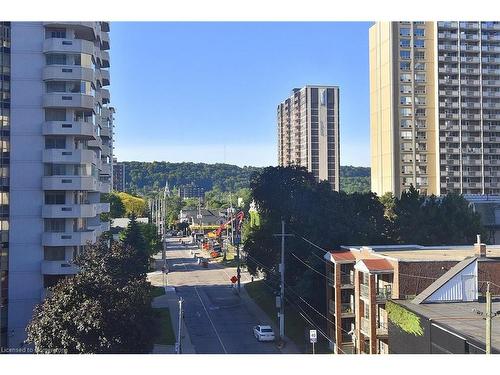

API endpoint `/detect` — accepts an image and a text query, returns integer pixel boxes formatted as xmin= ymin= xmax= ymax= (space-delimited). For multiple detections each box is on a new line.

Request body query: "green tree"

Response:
xmin=120 ymin=214 xmax=149 ymax=274
xmin=25 ymin=240 xmax=155 ymax=353
xmin=139 ymin=222 xmax=161 ymax=257
xmin=108 ymin=192 xmax=126 ymax=218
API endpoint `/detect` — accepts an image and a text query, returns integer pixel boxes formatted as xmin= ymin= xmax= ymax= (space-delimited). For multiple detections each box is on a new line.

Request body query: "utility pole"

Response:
xmin=472 ymin=281 xmax=500 ymax=354
xmin=486 ymin=282 xmax=492 ymax=354
xmin=177 ymin=297 xmax=183 ymax=354
xmin=273 ymin=220 xmax=294 ymax=345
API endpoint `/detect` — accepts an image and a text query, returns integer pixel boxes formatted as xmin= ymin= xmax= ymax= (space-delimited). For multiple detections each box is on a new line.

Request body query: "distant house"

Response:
xmin=179 ymin=208 xmax=227 ymax=232
xmin=110 ymin=217 xmax=149 ymax=241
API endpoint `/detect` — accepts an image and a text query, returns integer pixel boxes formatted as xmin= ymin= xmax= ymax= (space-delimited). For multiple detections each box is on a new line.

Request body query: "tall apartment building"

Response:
xmin=277 ymin=85 xmax=340 ymax=190
xmin=370 ymin=21 xmax=500 ymax=197
xmin=112 ymin=157 xmax=125 ymax=192
xmin=0 ymin=22 xmax=114 ymax=349
xmin=324 ymin=241 xmax=500 ymax=355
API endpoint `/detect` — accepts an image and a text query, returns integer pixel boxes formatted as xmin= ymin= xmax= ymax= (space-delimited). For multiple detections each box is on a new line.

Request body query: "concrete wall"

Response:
xmin=8 ymin=22 xmax=45 ymax=347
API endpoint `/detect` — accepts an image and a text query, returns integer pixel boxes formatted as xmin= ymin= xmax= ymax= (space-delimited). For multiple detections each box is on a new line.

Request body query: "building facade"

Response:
xmin=112 ymin=157 xmax=125 ymax=192
xmin=0 ymin=22 xmax=11 ymax=349
xmin=324 ymin=241 xmax=500 ymax=354
xmin=277 ymin=85 xmax=340 ymax=190
xmin=370 ymin=21 xmax=500 ymax=197
xmin=1 ymin=22 xmax=114 ymax=349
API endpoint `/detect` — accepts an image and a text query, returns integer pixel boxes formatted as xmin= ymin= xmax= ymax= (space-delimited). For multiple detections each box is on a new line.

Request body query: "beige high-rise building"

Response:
xmin=370 ymin=21 xmax=500 ymax=197
xmin=277 ymin=85 xmax=340 ymax=190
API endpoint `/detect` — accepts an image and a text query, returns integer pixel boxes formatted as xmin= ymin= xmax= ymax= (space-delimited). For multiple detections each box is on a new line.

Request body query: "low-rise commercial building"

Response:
xmin=324 ymin=239 xmax=500 ymax=354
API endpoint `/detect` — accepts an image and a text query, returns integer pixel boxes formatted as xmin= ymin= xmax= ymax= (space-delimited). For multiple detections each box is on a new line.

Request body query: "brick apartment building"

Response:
xmin=324 ymin=239 xmax=500 ymax=354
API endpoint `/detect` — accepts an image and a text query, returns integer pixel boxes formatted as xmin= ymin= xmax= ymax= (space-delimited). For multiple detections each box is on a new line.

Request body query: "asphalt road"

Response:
xmin=155 ymin=237 xmax=280 ymax=354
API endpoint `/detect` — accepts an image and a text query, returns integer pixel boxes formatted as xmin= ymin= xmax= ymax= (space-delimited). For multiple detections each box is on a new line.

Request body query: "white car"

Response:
xmin=253 ymin=325 xmax=275 ymax=342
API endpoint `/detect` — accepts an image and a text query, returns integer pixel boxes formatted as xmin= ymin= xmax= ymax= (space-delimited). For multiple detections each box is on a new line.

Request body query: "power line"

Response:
xmin=290 ymin=252 xmax=334 ymax=283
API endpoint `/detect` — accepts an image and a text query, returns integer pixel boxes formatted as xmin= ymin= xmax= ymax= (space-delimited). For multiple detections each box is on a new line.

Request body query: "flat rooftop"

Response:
xmin=396 ymin=299 xmax=500 ymax=352
xmin=341 ymin=244 xmax=500 ymax=262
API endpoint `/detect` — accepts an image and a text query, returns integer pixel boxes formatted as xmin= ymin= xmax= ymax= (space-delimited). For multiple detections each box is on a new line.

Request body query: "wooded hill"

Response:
xmin=122 ymin=161 xmax=371 ymax=195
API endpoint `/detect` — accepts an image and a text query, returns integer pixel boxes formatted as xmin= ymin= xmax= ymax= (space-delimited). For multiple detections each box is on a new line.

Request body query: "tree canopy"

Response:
xmin=26 ymin=240 xmax=155 ymax=353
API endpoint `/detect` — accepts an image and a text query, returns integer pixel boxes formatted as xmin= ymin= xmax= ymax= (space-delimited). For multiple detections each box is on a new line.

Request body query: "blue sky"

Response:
xmin=110 ymin=22 xmax=372 ymax=167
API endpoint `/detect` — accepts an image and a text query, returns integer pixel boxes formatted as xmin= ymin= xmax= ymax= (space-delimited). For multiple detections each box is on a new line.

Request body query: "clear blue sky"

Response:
xmin=110 ymin=22 xmax=372 ymax=167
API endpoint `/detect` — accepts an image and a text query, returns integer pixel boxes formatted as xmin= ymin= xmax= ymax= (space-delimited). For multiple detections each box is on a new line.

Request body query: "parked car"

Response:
xmin=253 ymin=325 xmax=275 ymax=342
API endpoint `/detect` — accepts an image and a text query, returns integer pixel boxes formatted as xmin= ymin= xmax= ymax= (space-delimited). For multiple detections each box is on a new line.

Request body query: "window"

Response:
xmin=414 ymin=40 xmax=425 ymax=48
xmin=400 ymin=108 xmax=412 ymax=117
xmin=414 ymin=51 xmax=425 ymax=60
xmin=400 ymin=39 xmax=411 ymax=48
xmin=44 ymin=218 xmax=66 ymax=233
xmin=45 ymin=191 xmax=66 ymax=205
xmin=46 ymin=54 xmax=67 ymax=65
xmin=44 ymin=246 xmax=66 ymax=261
xmin=415 ymin=73 xmax=426 ymax=83
xmin=400 ymin=50 xmax=411 ymax=59
xmin=45 ymin=28 xmax=66 ymax=39
xmin=401 ymin=119 xmax=412 ymax=128
xmin=400 ymin=28 xmax=411 ymax=36
xmin=414 ymin=62 xmax=425 ymax=70
xmin=45 ymin=109 xmax=66 ymax=121
xmin=401 ymin=131 xmax=413 ymax=140
xmin=415 ymin=96 xmax=426 ymax=105
xmin=415 ymin=86 xmax=426 ymax=94
xmin=46 ymin=81 xmax=66 ymax=93
xmin=400 ymin=61 xmax=411 ymax=71
xmin=400 ymin=96 xmax=412 ymax=105
xmin=45 ymin=136 xmax=66 ymax=149
xmin=400 ymin=73 xmax=411 ymax=82
xmin=74 ymin=110 xmax=93 ymax=123
xmin=400 ymin=84 xmax=412 ymax=94
xmin=416 ymin=108 xmax=426 ymax=117
xmin=414 ymin=28 xmax=425 ymax=37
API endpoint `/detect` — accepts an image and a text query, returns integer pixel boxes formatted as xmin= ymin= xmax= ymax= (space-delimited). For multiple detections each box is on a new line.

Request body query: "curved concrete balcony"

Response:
xmin=101 ymin=221 xmax=110 ymax=232
xmin=100 ymin=51 xmax=110 ymax=68
xmin=41 ymin=260 xmax=79 ymax=275
xmin=101 ymin=107 xmax=112 ymax=119
xmin=100 ymin=126 xmax=111 ymax=138
xmin=43 ymin=93 xmax=94 ymax=109
xmin=96 ymin=202 xmax=110 ymax=214
xmin=100 ymin=162 xmax=111 ymax=175
xmin=100 ymin=32 xmax=110 ymax=50
xmin=43 ymin=65 xmax=95 ymax=82
xmin=43 ymin=121 xmax=97 ymax=139
xmin=42 ymin=203 xmax=98 ymax=218
xmin=43 ymin=38 xmax=95 ymax=56
xmin=100 ymin=88 xmax=110 ymax=104
xmin=99 ymin=181 xmax=111 ymax=194
xmin=101 ymin=22 xmax=110 ymax=32
xmin=43 ymin=149 xmax=98 ymax=165
xmin=42 ymin=176 xmax=99 ymax=191
xmin=88 ymin=138 xmax=103 ymax=150
xmin=42 ymin=230 xmax=96 ymax=246
xmin=43 ymin=22 xmax=97 ymax=37
xmin=101 ymin=143 xmax=111 ymax=157
xmin=100 ymin=69 xmax=110 ymax=86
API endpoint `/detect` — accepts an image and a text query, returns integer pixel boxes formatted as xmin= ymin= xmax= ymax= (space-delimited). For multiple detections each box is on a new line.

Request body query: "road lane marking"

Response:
xmin=178 ymin=251 xmax=228 ymax=354
xmin=193 ymin=285 xmax=228 ymax=353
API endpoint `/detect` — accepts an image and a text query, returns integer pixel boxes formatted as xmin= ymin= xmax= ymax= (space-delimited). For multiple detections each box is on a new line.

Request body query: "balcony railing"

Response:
xmin=361 ymin=317 xmax=370 ymax=336
xmin=340 ymin=303 xmax=354 ymax=314
xmin=360 ymin=283 xmax=369 ymax=298
xmin=376 ymin=321 xmax=389 ymax=336
xmin=341 ymin=274 xmax=354 ymax=285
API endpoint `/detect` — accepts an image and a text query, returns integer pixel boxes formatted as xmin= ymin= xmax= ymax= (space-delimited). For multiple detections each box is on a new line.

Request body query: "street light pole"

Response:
xmin=177 ymin=297 xmax=183 ymax=354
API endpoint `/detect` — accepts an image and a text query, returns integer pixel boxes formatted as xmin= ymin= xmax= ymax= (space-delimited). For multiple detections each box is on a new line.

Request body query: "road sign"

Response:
xmin=309 ymin=329 xmax=317 ymax=344
xmin=230 ymin=275 xmax=238 ymax=284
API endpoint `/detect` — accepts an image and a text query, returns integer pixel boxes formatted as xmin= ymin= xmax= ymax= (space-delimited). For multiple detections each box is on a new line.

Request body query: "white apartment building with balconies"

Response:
xmin=3 ymin=22 xmax=114 ymax=349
